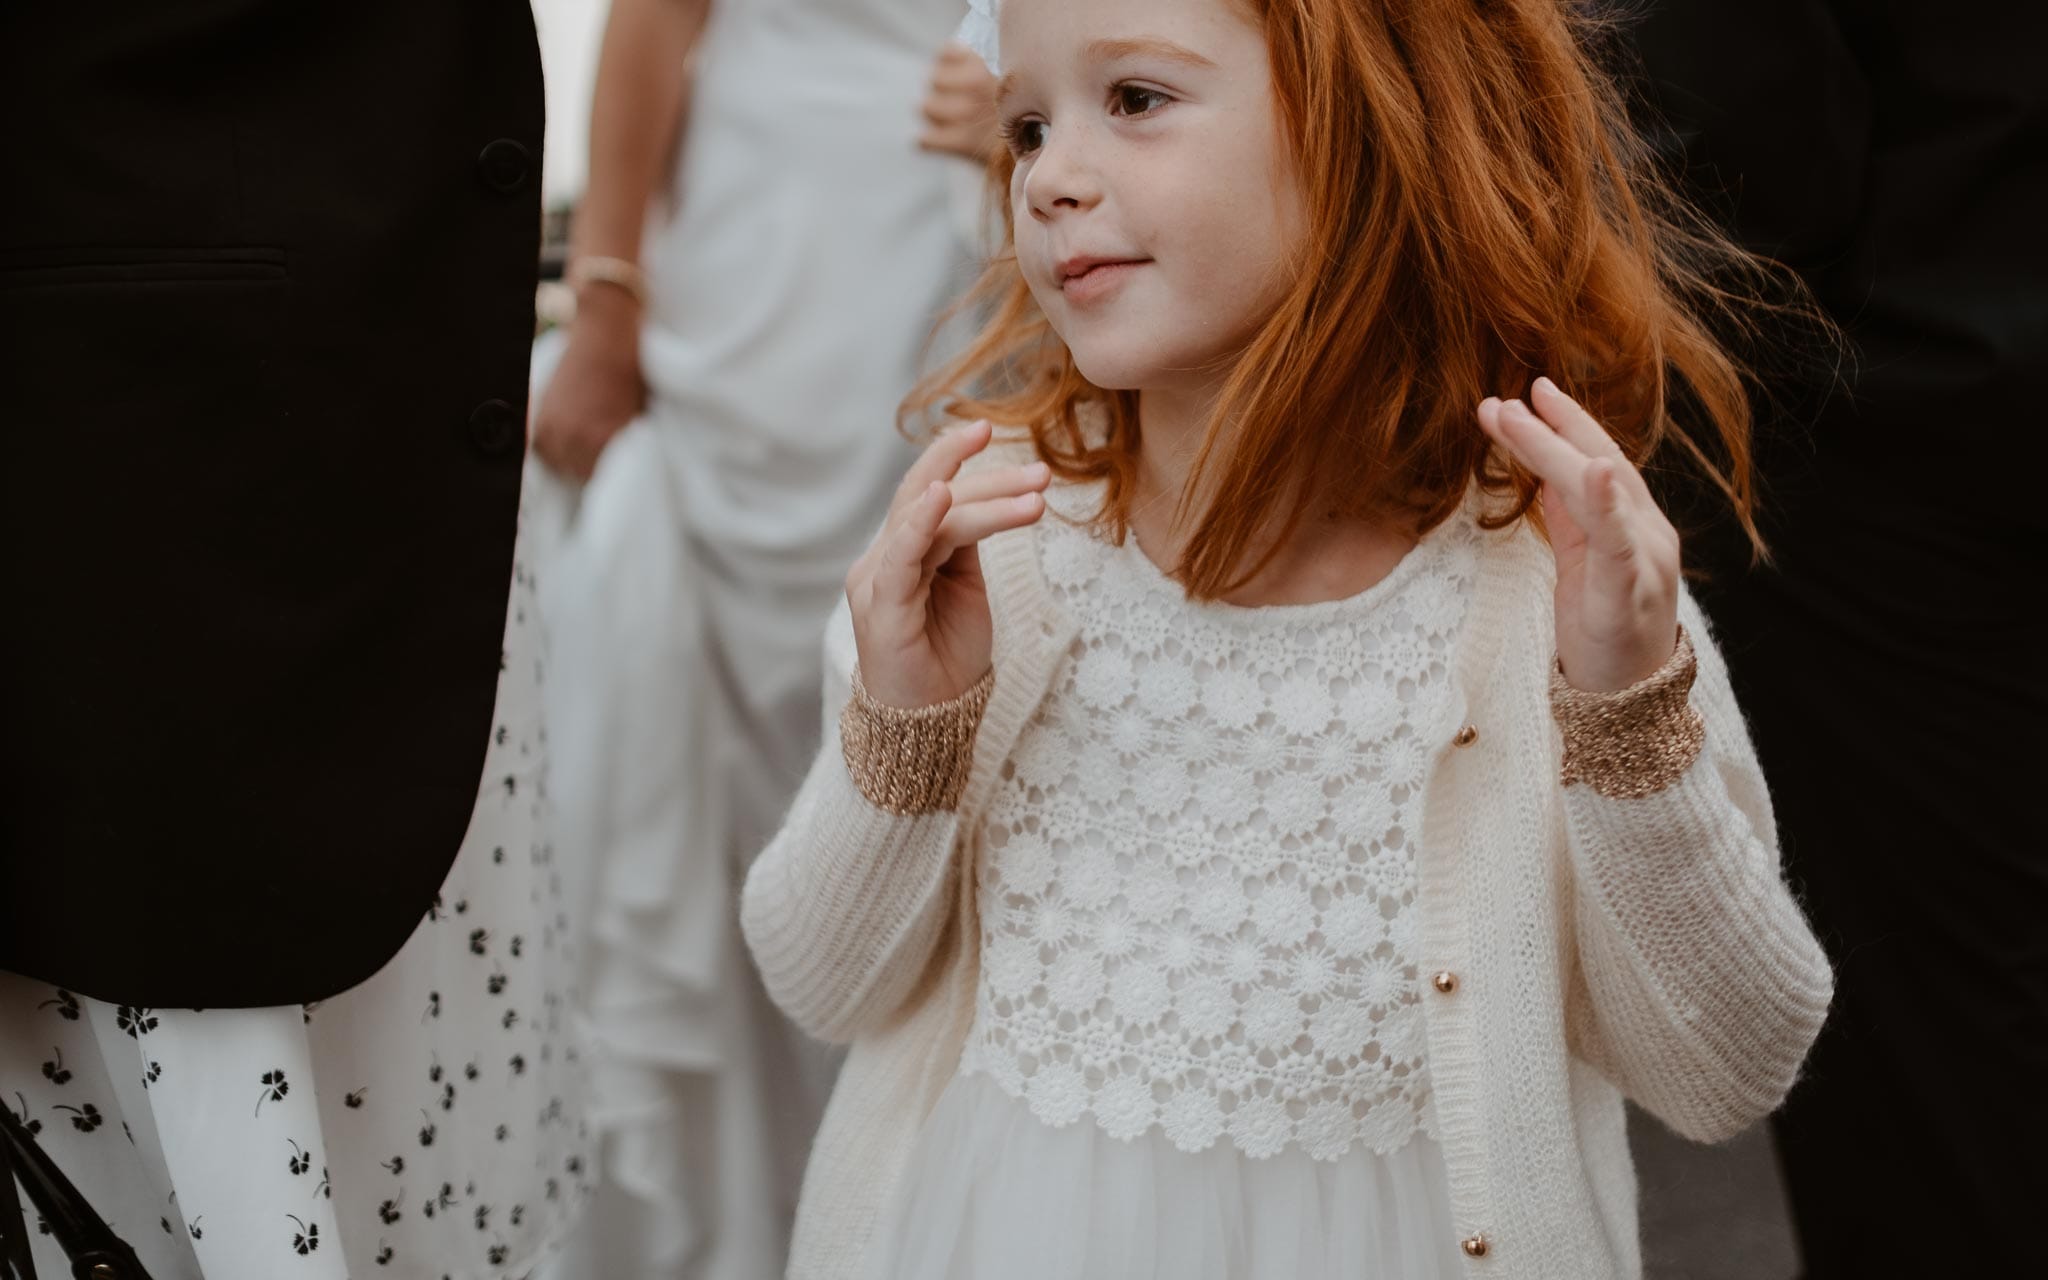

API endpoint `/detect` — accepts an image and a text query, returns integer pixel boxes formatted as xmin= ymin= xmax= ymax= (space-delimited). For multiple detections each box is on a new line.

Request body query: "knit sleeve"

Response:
xmin=739 ymin=595 xmax=972 ymax=1045
xmin=1561 ymin=587 xmax=1834 ymax=1143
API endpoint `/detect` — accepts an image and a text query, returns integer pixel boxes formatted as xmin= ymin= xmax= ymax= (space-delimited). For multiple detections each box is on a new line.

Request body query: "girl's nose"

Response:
xmin=1025 ymin=132 xmax=1103 ymax=221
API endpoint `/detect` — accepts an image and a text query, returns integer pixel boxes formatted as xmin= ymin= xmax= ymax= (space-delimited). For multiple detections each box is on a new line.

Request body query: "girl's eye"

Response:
xmin=1000 ymin=117 xmax=1047 ymax=156
xmin=1110 ymin=84 xmax=1170 ymax=117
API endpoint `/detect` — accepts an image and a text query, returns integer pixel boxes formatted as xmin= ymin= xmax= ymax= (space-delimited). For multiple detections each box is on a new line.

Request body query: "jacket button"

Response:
xmin=477 ymin=138 xmax=532 ymax=195
xmin=468 ymin=399 xmax=521 ymax=456
xmin=1461 ymin=1233 xmax=1490 ymax=1258
xmin=1432 ymin=970 xmax=1459 ymax=994
xmin=91 ymin=1267 xmax=119 ymax=1280
xmin=1452 ymin=723 xmax=1479 ymax=748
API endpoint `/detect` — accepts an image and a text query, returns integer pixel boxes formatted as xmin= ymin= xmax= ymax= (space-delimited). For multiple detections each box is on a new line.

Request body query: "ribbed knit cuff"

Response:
xmin=839 ymin=666 xmax=996 ymax=815
xmin=1551 ymin=626 xmax=1706 ymax=799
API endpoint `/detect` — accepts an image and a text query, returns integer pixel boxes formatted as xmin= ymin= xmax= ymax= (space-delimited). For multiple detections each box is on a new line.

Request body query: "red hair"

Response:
xmin=905 ymin=0 xmax=1805 ymax=598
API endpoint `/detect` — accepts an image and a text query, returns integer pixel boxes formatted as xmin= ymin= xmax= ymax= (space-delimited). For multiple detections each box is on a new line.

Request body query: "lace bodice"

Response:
xmin=961 ymin=482 xmax=1483 ymax=1162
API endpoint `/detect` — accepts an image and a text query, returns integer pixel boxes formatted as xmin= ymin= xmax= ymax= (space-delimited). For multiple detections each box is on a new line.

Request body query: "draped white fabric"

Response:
xmin=526 ymin=1 xmax=984 ymax=1274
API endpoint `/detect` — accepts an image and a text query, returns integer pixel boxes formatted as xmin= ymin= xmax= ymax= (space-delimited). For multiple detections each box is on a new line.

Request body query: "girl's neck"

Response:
xmin=1129 ymin=385 xmax=1420 ymax=609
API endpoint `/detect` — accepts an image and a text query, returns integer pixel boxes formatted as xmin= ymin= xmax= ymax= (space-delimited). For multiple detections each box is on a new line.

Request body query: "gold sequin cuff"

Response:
xmin=839 ymin=666 xmax=997 ymax=815
xmin=1551 ymin=626 xmax=1706 ymax=800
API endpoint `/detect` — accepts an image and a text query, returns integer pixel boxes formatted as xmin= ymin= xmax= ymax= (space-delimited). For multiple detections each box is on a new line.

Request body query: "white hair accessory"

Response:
xmin=956 ymin=0 xmax=1001 ymax=74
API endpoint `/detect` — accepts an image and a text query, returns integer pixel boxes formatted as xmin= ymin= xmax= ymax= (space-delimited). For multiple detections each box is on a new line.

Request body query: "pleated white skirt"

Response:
xmin=862 ymin=1071 xmax=1466 ymax=1279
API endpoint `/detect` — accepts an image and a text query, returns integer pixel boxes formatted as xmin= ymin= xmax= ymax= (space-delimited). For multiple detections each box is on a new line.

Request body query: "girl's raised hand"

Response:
xmin=1477 ymin=378 xmax=1681 ymax=693
xmin=846 ymin=420 xmax=1052 ymax=708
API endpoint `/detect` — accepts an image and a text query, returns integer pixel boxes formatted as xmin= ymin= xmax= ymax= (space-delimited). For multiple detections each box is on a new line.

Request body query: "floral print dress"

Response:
xmin=0 ymin=530 xmax=593 ymax=1280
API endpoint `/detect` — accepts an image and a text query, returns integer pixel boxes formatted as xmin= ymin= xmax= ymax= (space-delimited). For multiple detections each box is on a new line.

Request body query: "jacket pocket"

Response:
xmin=0 ymin=245 xmax=288 ymax=290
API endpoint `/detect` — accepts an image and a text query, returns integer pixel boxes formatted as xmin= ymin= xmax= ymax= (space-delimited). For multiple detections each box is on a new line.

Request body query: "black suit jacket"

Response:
xmin=1630 ymin=6 xmax=2047 ymax=1264
xmin=0 ymin=0 xmax=544 ymax=1008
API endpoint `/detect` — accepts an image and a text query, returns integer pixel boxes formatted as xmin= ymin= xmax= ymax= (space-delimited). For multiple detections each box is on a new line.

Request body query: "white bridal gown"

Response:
xmin=527 ymin=1 xmax=982 ymax=1276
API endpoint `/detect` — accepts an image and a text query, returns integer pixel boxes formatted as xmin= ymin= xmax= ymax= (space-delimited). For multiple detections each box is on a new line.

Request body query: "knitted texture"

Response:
xmin=958 ymin=490 xmax=1483 ymax=1161
xmin=740 ymin=443 xmax=1833 ymax=1280
xmin=1551 ymin=626 xmax=1707 ymax=798
xmin=841 ymin=665 xmax=996 ymax=814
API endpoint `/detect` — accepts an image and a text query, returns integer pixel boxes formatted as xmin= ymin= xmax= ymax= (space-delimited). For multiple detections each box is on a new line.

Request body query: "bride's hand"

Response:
xmin=1477 ymin=377 xmax=1682 ymax=693
xmin=917 ymin=41 xmax=1000 ymax=164
xmin=531 ymin=288 xmax=646 ymax=482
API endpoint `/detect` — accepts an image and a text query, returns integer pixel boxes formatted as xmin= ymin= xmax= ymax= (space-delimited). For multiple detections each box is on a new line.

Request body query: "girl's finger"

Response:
xmin=922 ymin=492 xmax=1047 ymax=573
xmin=947 ymin=461 xmax=1051 ymax=506
xmin=1529 ymin=377 xmax=1627 ymax=463
xmin=1582 ymin=460 xmax=1639 ymax=564
xmin=874 ymin=481 xmax=953 ymax=606
xmin=889 ymin=420 xmax=992 ymax=519
xmin=1482 ymin=398 xmax=1592 ymax=501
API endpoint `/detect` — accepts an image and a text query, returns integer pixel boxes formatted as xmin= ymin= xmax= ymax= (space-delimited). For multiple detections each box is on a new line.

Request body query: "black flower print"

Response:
xmin=544 ymin=1177 xmax=560 ymax=1202
xmin=454 ymin=898 xmax=470 ymax=915
xmin=287 ymin=1215 xmax=319 ymax=1255
xmin=12 ymin=1093 xmax=42 ymax=1137
xmin=38 ymin=989 xmax=81 ymax=1021
xmin=492 ymin=844 xmax=506 ymax=864
xmin=54 ymin=1103 xmax=101 ymax=1133
xmin=114 ymin=1005 xmax=157 ymax=1038
xmin=440 ymin=1083 xmax=457 ymax=1112
xmin=255 ymin=1068 xmax=289 ymax=1116
xmin=427 ymin=893 xmax=445 ymax=922
xmin=424 ymin=991 xmax=441 ymax=1020
xmin=509 ymin=1204 xmax=524 ymax=1227
xmin=418 ymin=1112 xmax=436 ymax=1147
xmin=344 ymin=1088 xmax=366 ymax=1109
xmin=500 ymin=1008 xmax=519 ymax=1030
xmin=429 ymin=1057 xmax=444 ymax=1085
xmin=487 ymin=970 xmax=508 ymax=996
xmin=494 ymin=1124 xmax=509 ymax=1143
xmin=468 ymin=928 xmax=490 ymax=956
xmin=437 ymin=1182 xmax=458 ymax=1212
xmin=317 ymin=1167 xmax=331 ymax=1199
xmin=40 ymin=1050 xmax=71 ymax=1085
xmin=509 ymin=935 xmax=524 ymax=959
xmin=382 ymin=1155 xmax=405 ymax=1176
xmin=143 ymin=1060 xmax=162 ymax=1087
xmin=377 ymin=1191 xmax=404 ymax=1225
xmin=487 ymin=1243 xmax=509 ymax=1267
xmin=375 ymin=1242 xmax=393 ymax=1266
xmin=508 ymin=1054 xmax=526 ymax=1076
xmin=287 ymin=1139 xmax=311 ymax=1175
xmin=189 ymin=1218 xmax=204 ymax=1240
xmin=474 ymin=1203 xmax=491 ymax=1231
xmin=463 ymin=1061 xmax=480 ymax=1082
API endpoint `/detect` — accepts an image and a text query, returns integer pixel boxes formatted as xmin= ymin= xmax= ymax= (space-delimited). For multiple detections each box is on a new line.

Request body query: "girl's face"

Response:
xmin=996 ymin=0 xmax=1306 ymax=394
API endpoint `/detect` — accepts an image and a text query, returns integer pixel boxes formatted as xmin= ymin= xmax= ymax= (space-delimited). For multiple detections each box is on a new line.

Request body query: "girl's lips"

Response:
xmin=1059 ymin=259 xmax=1149 ymax=305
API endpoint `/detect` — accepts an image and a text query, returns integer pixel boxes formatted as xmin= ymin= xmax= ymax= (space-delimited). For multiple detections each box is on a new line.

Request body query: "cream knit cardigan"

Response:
xmin=741 ymin=440 xmax=1833 ymax=1279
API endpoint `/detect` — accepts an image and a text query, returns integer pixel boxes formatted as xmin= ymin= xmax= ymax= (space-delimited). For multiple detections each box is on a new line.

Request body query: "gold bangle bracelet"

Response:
xmin=566 ymin=254 xmax=648 ymax=307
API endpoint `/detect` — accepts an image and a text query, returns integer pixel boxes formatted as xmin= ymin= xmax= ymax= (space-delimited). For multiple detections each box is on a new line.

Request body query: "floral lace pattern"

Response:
xmin=961 ymin=483 xmax=1481 ymax=1162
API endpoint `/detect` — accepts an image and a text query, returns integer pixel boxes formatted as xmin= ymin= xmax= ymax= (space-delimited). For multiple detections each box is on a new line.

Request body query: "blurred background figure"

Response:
xmin=523 ymin=1 xmax=995 ymax=1276
xmin=1627 ymin=3 xmax=2048 ymax=1275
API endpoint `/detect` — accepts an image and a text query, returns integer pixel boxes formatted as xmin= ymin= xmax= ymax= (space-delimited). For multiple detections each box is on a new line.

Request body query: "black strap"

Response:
xmin=0 ymin=1104 xmax=40 ymax=1280
xmin=0 ymin=1104 xmax=154 ymax=1280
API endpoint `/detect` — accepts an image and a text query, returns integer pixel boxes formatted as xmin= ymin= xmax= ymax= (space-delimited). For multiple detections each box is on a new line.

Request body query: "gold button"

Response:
xmin=1461 ymin=1233 xmax=1490 ymax=1258
xmin=1432 ymin=971 xmax=1459 ymax=994
xmin=1452 ymin=724 xmax=1479 ymax=747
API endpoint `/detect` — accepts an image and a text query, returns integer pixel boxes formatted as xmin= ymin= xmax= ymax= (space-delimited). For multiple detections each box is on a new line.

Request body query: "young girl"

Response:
xmin=742 ymin=0 xmax=1832 ymax=1276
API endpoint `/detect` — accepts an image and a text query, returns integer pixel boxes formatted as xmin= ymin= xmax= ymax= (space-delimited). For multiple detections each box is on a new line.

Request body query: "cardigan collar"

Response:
xmin=969 ymin=436 xmax=1549 ymax=792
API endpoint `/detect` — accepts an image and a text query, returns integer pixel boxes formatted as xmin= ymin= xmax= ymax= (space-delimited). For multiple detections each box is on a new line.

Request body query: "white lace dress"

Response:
xmin=862 ymin=482 xmax=1484 ymax=1279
